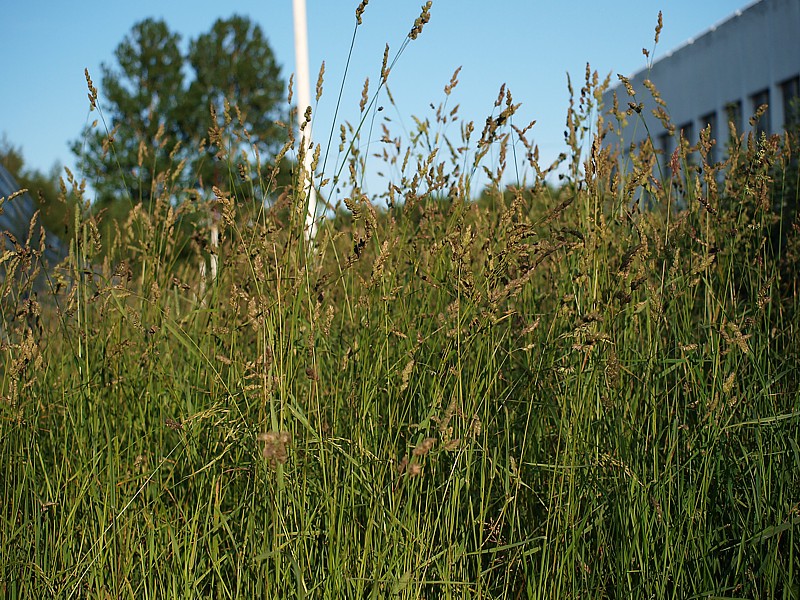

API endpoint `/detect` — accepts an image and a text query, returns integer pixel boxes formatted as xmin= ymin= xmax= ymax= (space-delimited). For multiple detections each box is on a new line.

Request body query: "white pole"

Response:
xmin=210 ymin=221 xmax=219 ymax=281
xmin=292 ymin=0 xmax=318 ymax=248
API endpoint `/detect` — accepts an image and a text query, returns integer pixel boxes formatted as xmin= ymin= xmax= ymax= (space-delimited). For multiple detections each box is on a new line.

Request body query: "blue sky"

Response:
xmin=2 ymin=0 xmax=748 ymax=195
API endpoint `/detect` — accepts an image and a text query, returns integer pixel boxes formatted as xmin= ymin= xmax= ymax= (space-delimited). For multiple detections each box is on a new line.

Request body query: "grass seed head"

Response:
xmin=360 ymin=77 xmax=370 ymax=113
xmin=412 ymin=437 xmax=436 ymax=457
xmin=409 ymin=2 xmax=432 ymax=40
xmin=381 ymin=44 xmax=390 ymax=82
xmin=84 ymin=68 xmax=98 ymax=111
xmin=397 ymin=455 xmax=409 ymax=475
xmin=617 ymin=74 xmax=636 ymax=98
xmin=315 ymin=61 xmax=325 ymax=102
xmin=355 ymin=0 xmax=369 ymax=25
xmin=165 ymin=418 xmax=183 ymax=431
xmin=258 ymin=431 xmax=292 ymax=467
xmin=655 ymin=11 xmax=663 ymax=44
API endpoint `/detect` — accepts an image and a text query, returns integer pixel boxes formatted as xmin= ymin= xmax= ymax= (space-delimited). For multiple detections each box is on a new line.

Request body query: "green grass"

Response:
xmin=2 ymin=10 xmax=800 ymax=599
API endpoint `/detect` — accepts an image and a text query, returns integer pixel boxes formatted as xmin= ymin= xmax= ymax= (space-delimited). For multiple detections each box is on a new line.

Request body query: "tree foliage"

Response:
xmin=73 ymin=16 xmax=288 ymax=214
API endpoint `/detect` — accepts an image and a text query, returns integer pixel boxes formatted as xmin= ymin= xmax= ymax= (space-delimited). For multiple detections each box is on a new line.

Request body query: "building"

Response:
xmin=603 ymin=0 xmax=800 ymax=168
xmin=0 ymin=162 xmax=65 ymax=287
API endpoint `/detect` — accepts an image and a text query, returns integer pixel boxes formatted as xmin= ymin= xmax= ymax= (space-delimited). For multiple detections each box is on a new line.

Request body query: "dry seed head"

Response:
xmin=275 ymin=135 xmax=294 ymax=165
xmin=749 ymin=103 xmax=768 ymax=127
xmin=494 ymin=83 xmax=506 ymax=108
xmin=583 ymin=63 xmax=592 ymax=98
xmin=372 ymin=238 xmax=392 ymax=283
xmin=301 ymin=105 xmax=312 ymax=130
xmin=311 ymin=143 xmax=321 ymax=171
xmin=722 ymin=321 xmax=751 ymax=354
xmin=757 ymin=280 xmax=773 ymax=310
xmin=222 ymin=98 xmax=232 ymax=126
xmin=322 ymin=305 xmax=334 ymax=336
xmin=355 ymin=0 xmax=369 ymax=25
xmin=137 ymin=139 xmax=147 ymax=168
xmin=165 ymin=418 xmax=183 ymax=431
xmin=399 ymin=359 xmax=415 ymax=393
xmin=360 ymin=77 xmax=370 ymax=113
xmin=605 ymin=350 xmax=620 ymax=388
xmin=316 ymin=61 xmax=325 ymax=102
xmin=617 ymin=74 xmax=636 ymax=98
xmin=407 ymin=463 xmax=423 ymax=477
xmin=470 ymin=415 xmax=482 ymax=437
xmin=642 ymin=79 xmax=666 ymax=107
xmin=397 ymin=455 xmax=409 ymax=475
xmin=149 ymin=280 xmax=161 ymax=302
xmin=381 ymin=44 xmax=390 ymax=82
xmin=3 ymin=188 xmax=27 ymax=204
xmin=652 ymin=106 xmax=672 ymax=131
xmin=258 ymin=431 xmax=292 ymax=467
xmin=723 ymin=371 xmax=736 ymax=395
xmin=84 ymin=68 xmax=98 ymax=111
xmin=655 ymin=11 xmax=663 ymax=44
xmin=412 ymin=437 xmax=436 ymax=457
xmin=444 ymin=66 xmax=461 ymax=96
xmin=443 ymin=438 xmax=460 ymax=452
xmin=409 ymin=1 xmax=432 ymax=40
xmin=670 ymin=147 xmax=680 ymax=175
xmin=385 ymin=85 xmax=396 ymax=107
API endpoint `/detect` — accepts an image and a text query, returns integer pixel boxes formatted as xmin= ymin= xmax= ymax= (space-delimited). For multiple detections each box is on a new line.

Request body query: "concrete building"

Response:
xmin=0 ymin=163 xmax=65 ymax=287
xmin=603 ymin=0 xmax=800 ymax=168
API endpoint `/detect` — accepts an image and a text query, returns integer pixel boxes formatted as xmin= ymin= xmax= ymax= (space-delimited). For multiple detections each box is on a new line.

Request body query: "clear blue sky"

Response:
xmin=2 ymin=0 xmax=747 ymax=194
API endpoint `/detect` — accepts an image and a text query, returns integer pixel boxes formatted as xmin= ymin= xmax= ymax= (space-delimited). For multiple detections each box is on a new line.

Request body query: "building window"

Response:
xmin=781 ymin=75 xmax=800 ymax=128
xmin=725 ymin=100 xmax=743 ymax=141
xmin=699 ymin=111 xmax=718 ymax=163
xmin=750 ymin=89 xmax=770 ymax=137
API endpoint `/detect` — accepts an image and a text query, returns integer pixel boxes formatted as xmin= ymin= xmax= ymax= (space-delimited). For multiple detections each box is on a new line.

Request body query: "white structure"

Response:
xmin=292 ymin=0 xmax=319 ymax=248
xmin=603 ymin=0 xmax=800 ymax=167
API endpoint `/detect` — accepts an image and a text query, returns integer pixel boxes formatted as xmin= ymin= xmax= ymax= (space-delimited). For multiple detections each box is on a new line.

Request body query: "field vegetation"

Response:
xmin=1 ymin=5 xmax=799 ymax=598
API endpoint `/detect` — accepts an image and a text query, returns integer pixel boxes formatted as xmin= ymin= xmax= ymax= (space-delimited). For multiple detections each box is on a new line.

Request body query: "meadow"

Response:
xmin=1 ymin=8 xmax=799 ymax=599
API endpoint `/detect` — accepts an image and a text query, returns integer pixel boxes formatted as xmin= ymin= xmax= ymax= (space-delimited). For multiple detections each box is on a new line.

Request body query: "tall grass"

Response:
xmin=1 ymin=5 xmax=799 ymax=598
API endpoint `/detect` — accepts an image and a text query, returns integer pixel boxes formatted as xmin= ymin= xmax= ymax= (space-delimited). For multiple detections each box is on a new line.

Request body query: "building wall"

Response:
xmin=603 ymin=0 xmax=800 ymax=166
xmin=0 ymin=163 xmax=65 ymax=278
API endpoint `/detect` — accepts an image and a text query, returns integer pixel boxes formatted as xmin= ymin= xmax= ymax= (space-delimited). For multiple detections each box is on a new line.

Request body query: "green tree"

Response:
xmin=74 ymin=18 xmax=184 ymax=214
xmin=182 ymin=15 xmax=286 ymax=193
xmin=73 ymin=15 xmax=288 ymax=215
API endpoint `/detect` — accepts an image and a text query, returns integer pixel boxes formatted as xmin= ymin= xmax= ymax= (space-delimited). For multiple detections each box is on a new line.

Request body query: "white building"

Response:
xmin=603 ymin=0 xmax=800 ymax=167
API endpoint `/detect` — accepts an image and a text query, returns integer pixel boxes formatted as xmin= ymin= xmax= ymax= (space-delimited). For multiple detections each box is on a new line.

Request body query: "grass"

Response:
xmin=2 ymin=5 xmax=799 ymax=598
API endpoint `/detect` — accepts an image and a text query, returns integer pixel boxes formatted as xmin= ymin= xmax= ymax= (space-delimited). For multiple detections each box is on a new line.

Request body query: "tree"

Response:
xmin=182 ymin=15 xmax=286 ymax=190
xmin=74 ymin=19 xmax=184 ymax=213
xmin=73 ymin=16 xmax=288 ymax=214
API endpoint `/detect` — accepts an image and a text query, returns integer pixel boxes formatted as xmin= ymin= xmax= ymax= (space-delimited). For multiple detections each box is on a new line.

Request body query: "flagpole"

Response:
xmin=292 ymin=0 xmax=318 ymax=248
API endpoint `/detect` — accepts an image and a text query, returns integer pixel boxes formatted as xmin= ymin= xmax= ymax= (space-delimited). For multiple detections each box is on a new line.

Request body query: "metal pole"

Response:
xmin=292 ymin=0 xmax=318 ymax=248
